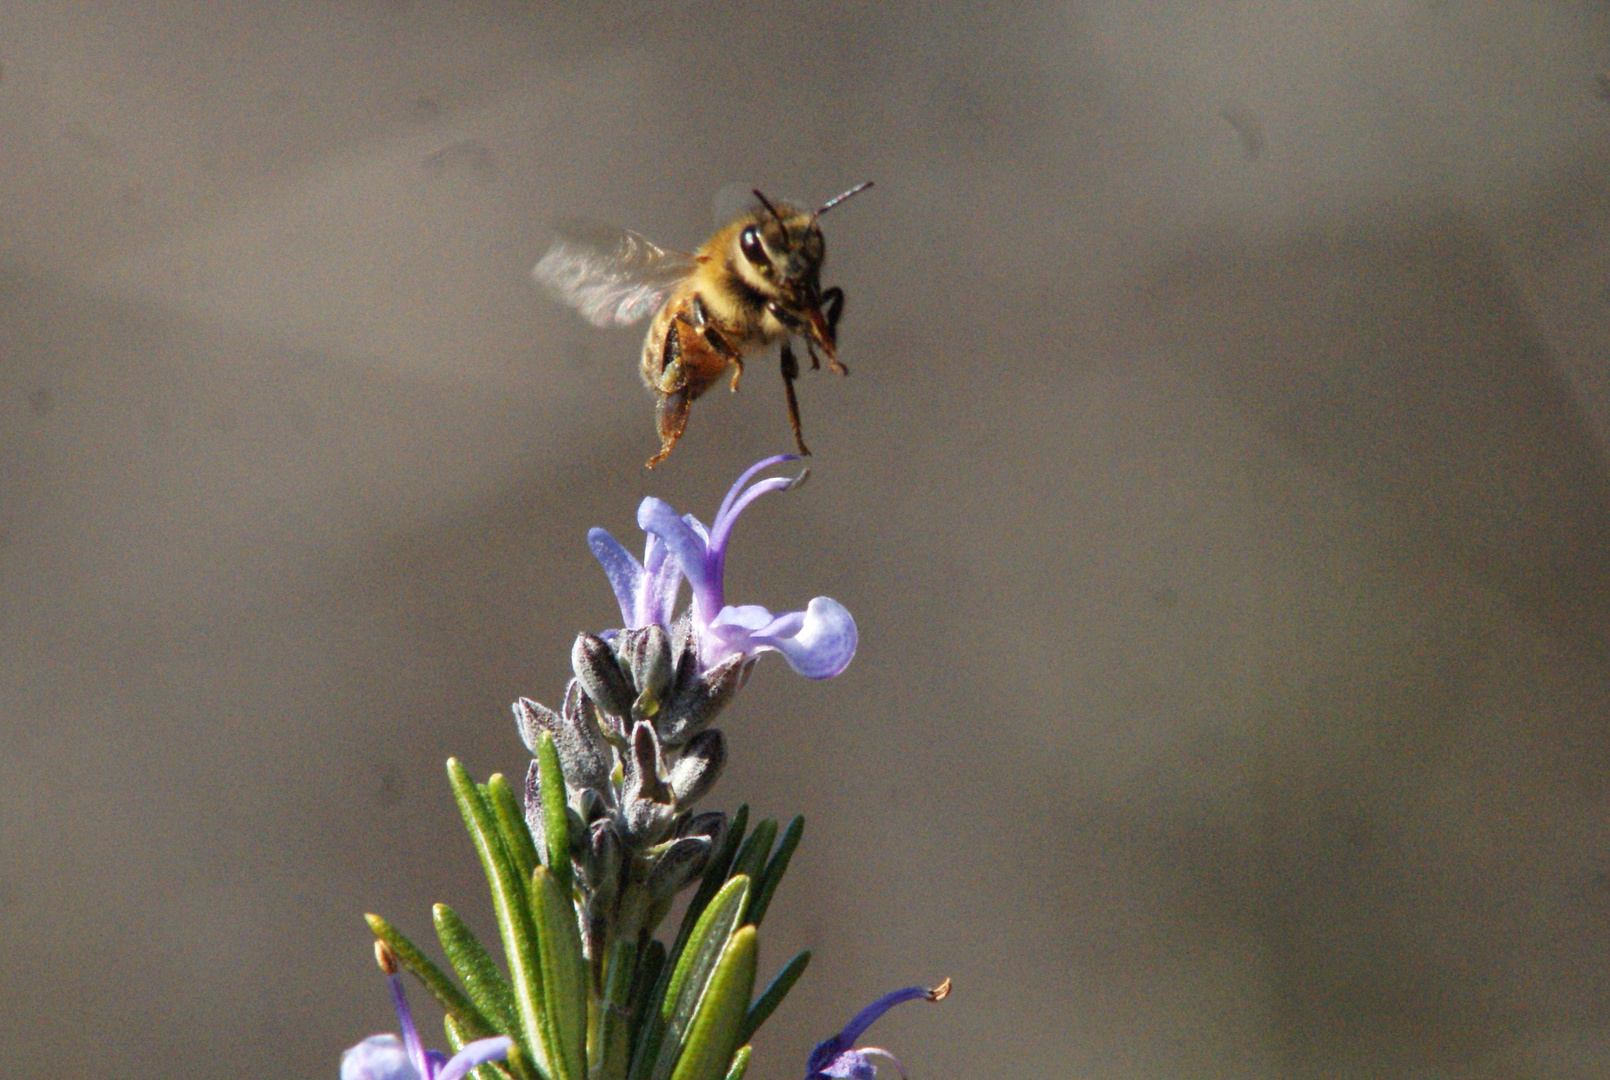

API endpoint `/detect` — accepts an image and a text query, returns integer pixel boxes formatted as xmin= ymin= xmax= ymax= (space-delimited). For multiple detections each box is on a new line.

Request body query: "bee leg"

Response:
xmin=819 ymin=288 xmax=850 ymax=375
xmin=779 ymin=341 xmax=811 ymax=457
xmin=805 ymin=340 xmax=821 ymax=371
xmin=649 ymin=386 xmax=692 ymax=468
xmin=822 ymin=287 xmax=845 ymax=335
xmin=684 ymin=295 xmax=745 ymax=392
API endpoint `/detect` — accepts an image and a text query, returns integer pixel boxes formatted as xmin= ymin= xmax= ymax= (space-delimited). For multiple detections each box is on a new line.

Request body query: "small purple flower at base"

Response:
xmin=341 ymin=941 xmax=512 ymax=1080
xmin=590 ymin=455 xmax=857 ymax=679
xmin=805 ymin=979 xmax=951 ymax=1080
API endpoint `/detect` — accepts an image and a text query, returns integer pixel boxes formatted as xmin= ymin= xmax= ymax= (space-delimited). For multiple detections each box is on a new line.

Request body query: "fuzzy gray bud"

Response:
xmin=616 ymin=625 xmax=673 ymax=720
xmin=668 ymin=729 xmax=726 ymax=806
xmin=658 ymin=654 xmax=752 ymax=746
xmin=513 ymin=685 xmax=610 ymax=794
xmin=647 ymin=835 xmax=712 ymax=902
xmin=583 ymin=817 xmax=624 ymax=906
xmin=621 ymin=721 xmax=675 ymax=843
xmin=572 ymin=632 xmax=636 ymax=719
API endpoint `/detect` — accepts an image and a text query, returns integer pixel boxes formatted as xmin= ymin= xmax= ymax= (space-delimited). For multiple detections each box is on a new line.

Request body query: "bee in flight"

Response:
xmin=532 ymin=182 xmax=873 ymax=467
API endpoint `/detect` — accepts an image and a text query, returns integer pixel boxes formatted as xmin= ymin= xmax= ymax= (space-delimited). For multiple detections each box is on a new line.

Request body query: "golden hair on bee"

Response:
xmin=532 ymin=182 xmax=874 ymax=467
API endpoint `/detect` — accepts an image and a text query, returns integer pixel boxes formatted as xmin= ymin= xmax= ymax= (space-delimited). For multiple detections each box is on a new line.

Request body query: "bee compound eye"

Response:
xmin=739 ymin=226 xmax=771 ymax=269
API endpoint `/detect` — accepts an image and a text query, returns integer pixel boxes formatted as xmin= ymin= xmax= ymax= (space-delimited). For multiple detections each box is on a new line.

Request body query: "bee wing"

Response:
xmin=532 ymin=220 xmax=696 ymax=328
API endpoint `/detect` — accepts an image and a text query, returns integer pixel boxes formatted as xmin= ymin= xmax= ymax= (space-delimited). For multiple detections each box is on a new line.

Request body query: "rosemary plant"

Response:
xmin=342 ymin=457 xmax=945 ymax=1080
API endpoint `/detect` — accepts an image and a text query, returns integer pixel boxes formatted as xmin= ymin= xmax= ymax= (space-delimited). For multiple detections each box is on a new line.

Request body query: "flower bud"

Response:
xmin=647 ymin=835 xmax=712 ymax=903
xmin=668 ymin=729 xmax=726 ymax=806
xmin=572 ymin=632 xmax=636 ymax=719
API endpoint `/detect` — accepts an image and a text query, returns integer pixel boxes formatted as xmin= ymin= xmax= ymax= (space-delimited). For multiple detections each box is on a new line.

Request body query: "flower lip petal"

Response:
xmin=750 ymin=596 xmax=857 ymax=679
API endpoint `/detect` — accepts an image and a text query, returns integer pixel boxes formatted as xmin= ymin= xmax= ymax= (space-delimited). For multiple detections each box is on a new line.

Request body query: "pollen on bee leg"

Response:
xmin=649 ymin=387 xmax=692 ymax=468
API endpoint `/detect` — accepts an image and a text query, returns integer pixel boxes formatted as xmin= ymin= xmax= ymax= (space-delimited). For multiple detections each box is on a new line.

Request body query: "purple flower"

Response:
xmin=589 ymin=456 xmax=858 ymax=679
xmin=341 ymin=943 xmax=512 ymax=1080
xmin=805 ymin=980 xmax=950 ymax=1080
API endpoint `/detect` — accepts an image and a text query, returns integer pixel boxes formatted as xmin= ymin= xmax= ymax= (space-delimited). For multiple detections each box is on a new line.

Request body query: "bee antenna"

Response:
xmin=752 ymin=189 xmax=788 ymax=230
xmin=815 ymin=180 xmax=874 ymax=218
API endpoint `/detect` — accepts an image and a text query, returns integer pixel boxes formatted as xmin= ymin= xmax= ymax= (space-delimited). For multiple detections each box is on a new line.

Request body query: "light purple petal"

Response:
xmin=749 ymin=597 xmax=857 ymax=679
xmin=709 ymin=604 xmax=777 ymax=632
xmin=640 ymin=533 xmax=682 ymax=627
xmin=435 ymin=1037 xmax=515 ymax=1080
xmin=639 ymin=498 xmax=718 ymax=615
xmin=588 ymin=527 xmax=646 ymax=627
xmin=341 ymin=1035 xmax=421 ymax=1080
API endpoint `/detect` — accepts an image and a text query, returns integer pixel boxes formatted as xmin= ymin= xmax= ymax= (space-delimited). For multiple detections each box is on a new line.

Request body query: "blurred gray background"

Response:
xmin=4 ymin=2 xmax=1610 ymax=1077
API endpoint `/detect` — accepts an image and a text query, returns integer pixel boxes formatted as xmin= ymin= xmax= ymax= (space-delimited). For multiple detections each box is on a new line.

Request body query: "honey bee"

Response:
xmin=532 ymin=183 xmax=873 ymax=467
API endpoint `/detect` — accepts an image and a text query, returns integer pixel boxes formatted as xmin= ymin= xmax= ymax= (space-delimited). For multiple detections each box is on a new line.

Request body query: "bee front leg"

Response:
xmin=820 ymin=287 xmax=849 ymax=375
xmin=779 ymin=341 xmax=810 ymax=457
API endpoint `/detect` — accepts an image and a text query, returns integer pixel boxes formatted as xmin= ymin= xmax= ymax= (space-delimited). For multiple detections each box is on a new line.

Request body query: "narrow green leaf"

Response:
xmin=365 ymin=912 xmax=495 ymax=1040
xmin=447 ymin=757 xmax=553 ymax=1080
xmin=668 ymin=926 xmax=758 ymax=1080
xmin=537 ymin=732 xmax=573 ymax=898
xmin=669 ymin=806 xmax=749 ymax=964
xmin=727 ymin=819 xmax=776 ymax=890
xmin=738 ymin=950 xmax=809 ymax=1044
xmin=434 ymin=903 xmax=522 ymax=1041
xmin=593 ymin=933 xmax=637 ymax=1080
xmin=488 ymin=772 xmax=538 ymax=882
xmin=648 ymin=876 xmax=752 ymax=1080
xmin=634 ymin=811 xmax=747 ymax=1080
xmin=746 ymin=816 xmax=802 ymax=927
xmin=532 ymin=865 xmax=588 ymax=1080
xmin=722 ymin=1046 xmax=751 ymax=1080
xmin=626 ymin=940 xmax=667 ymax=1049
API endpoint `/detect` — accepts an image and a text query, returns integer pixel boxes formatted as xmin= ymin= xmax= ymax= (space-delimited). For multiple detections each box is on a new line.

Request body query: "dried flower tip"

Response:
xmin=373 ymin=939 xmax=400 ymax=976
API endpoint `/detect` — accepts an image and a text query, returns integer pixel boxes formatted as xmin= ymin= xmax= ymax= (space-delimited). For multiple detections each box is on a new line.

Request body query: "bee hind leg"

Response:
xmin=649 ymin=386 xmax=692 ymax=468
xmin=780 ymin=341 xmax=811 ymax=456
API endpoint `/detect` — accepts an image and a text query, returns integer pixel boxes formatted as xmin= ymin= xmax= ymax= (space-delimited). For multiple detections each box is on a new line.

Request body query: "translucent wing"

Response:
xmin=532 ymin=220 xmax=695 ymax=328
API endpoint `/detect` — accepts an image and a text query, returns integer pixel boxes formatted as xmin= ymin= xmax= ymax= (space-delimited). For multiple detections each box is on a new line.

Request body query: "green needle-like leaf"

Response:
xmin=625 ymin=940 xmax=667 ymax=1049
xmin=746 ymin=816 xmax=802 ymax=927
xmin=448 ymin=757 xmax=554 ymax=1080
xmin=537 ymin=733 xmax=573 ymax=898
xmin=434 ymin=903 xmax=522 ymax=1041
xmin=668 ymin=926 xmax=758 ymax=1080
xmin=632 ymin=811 xmax=746 ymax=1080
xmin=365 ymin=912 xmax=496 ymax=1040
xmin=669 ymin=807 xmax=748 ymax=963
xmin=531 ymin=865 xmax=588 ymax=1080
xmin=488 ymin=773 xmax=538 ymax=882
xmin=721 ymin=1046 xmax=751 ymax=1080
xmin=646 ymin=875 xmax=752 ymax=1080
xmin=727 ymin=819 xmax=776 ymax=892
xmin=738 ymin=950 xmax=809 ymax=1044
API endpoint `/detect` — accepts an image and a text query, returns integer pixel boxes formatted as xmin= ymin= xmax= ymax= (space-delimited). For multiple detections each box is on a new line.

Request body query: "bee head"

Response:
xmin=734 ymin=191 xmax=825 ymax=293
xmin=731 ymin=183 xmax=872 ymax=356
